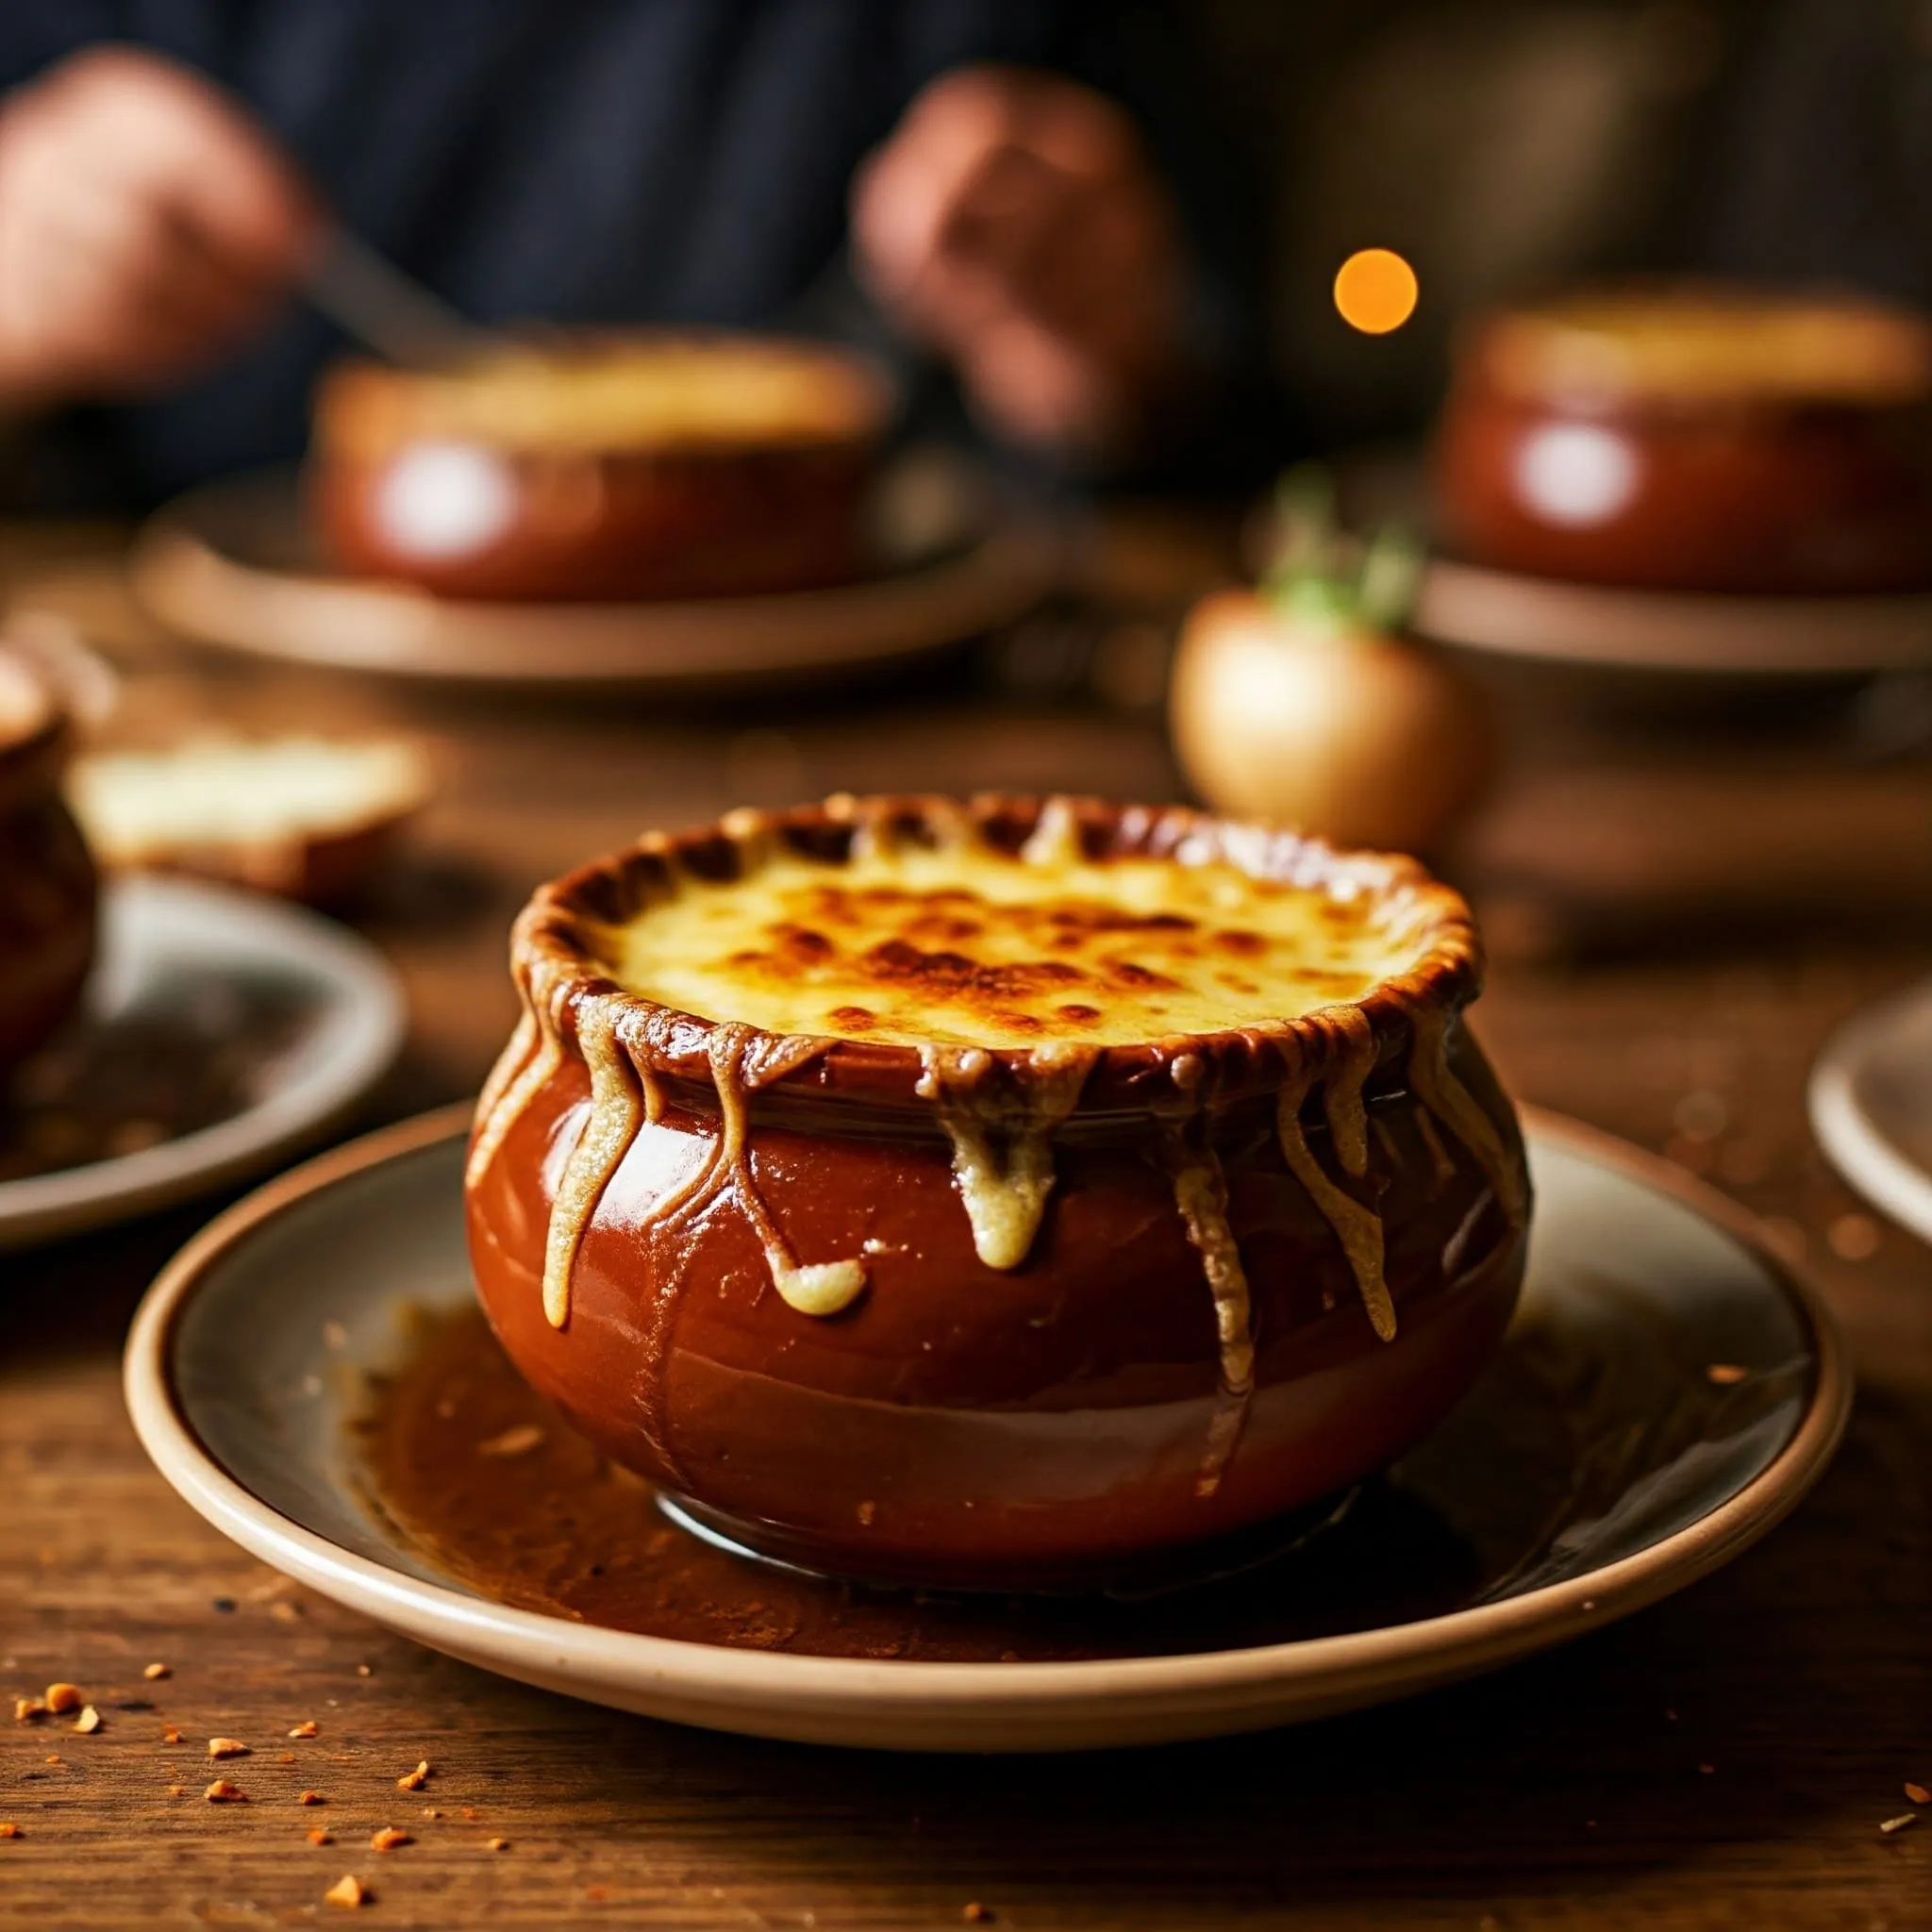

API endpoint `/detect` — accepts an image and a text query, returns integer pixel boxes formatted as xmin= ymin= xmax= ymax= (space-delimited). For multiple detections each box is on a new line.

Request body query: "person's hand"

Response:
xmin=0 ymin=46 xmax=319 ymax=408
xmin=852 ymin=67 xmax=1188 ymax=462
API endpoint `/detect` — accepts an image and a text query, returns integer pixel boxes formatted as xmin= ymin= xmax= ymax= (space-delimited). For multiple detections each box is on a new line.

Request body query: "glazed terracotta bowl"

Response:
xmin=463 ymin=795 xmax=1531 ymax=1591
xmin=310 ymin=333 xmax=891 ymax=603
xmin=1436 ymin=288 xmax=1932 ymax=594
xmin=0 ymin=649 xmax=98 ymax=1083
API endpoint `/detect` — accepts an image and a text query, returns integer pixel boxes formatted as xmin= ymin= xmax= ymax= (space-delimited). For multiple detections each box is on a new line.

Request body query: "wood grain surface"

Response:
xmin=1 ymin=527 xmax=1928 ymax=1930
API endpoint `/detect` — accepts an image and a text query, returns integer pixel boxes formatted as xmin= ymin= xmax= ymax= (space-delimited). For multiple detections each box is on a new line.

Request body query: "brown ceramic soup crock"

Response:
xmin=463 ymin=795 xmax=1531 ymax=1591
xmin=310 ymin=333 xmax=890 ymax=603
xmin=0 ymin=648 xmax=97 ymax=1084
xmin=1436 ymin=288 xmax=1932 ymax=594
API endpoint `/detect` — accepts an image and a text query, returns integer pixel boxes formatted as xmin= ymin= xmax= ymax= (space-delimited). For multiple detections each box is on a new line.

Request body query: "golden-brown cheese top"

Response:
xmin=324 ymin=338 xmax=886 ymax=457
xmin=1480 ymin=292 xmax=1932 ymax=407
xmin=601 ymin=840 xmax=1429 ymax=1049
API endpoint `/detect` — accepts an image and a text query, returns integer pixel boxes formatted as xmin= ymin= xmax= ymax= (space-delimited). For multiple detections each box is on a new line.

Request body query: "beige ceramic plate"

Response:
xmin=123 ymin=1106 xmax=1848 ymax=1752
xmin=128 ymin=455 xmax=1061 ymax=691
xmin=1413 ymin=558 xmax=1932 ymax=676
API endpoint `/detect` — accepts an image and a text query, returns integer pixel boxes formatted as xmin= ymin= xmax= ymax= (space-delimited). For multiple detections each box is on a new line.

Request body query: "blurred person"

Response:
xmin=0 ymin=5 xmax=1265 ymax=510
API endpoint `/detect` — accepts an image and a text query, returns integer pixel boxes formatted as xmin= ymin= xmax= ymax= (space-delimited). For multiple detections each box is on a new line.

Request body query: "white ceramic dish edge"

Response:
xmin=1808 ymin=981 xmax=1932 ymax=1246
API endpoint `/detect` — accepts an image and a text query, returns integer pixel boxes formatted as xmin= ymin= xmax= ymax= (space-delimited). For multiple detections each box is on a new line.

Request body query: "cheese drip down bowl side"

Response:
xmin=462 ymin=795 xmax=1532 ymax=1591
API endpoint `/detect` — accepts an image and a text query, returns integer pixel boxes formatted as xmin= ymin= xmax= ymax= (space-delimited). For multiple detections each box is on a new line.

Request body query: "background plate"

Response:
xmin=129 ymin=456 xmax=1062 ymax=691
xmin=0 ymin=875 xmax=404 ymax=1247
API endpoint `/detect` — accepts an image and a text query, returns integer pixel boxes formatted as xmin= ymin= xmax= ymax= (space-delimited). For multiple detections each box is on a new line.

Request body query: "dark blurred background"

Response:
xmin=5 ymin=0 xmax=1931 ymax=511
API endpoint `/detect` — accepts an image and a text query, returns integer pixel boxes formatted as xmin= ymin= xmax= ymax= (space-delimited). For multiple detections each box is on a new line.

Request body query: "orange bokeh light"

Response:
xmin=1334 ymin=248 xmax=1419 ymax=335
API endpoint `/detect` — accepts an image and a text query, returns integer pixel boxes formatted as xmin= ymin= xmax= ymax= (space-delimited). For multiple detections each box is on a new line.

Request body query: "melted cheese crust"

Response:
xmin=604 ymin=841 xmax=1424 ymax=1048
xmin=335 ymin=340 xmax=884 ymax=455
xmin=1486 ymin=293 xmax=1932 ymax=407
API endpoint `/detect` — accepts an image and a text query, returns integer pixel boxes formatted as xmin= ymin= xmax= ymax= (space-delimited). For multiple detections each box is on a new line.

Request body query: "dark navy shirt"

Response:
xmin=0 ymin=2 xmax=1263 ymax=508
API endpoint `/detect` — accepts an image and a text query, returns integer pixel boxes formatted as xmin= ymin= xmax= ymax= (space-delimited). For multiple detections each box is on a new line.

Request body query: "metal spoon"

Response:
xmin=303 ymin=226 xmax=496 ymax=366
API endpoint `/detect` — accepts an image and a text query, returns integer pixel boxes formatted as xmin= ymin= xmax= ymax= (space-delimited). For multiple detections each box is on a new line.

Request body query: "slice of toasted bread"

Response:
xmin=70 ymin=736 xmax=431 ymax=907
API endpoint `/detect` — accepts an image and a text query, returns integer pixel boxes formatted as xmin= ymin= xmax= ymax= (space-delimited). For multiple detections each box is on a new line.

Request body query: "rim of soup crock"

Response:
xmin=498 ymin=793 xmax=1487 ymax=1121
xmin=1453 ymin=285 xmax=1932 ymax=420
xmin=313 ymin=328 xmax=897 ymax=462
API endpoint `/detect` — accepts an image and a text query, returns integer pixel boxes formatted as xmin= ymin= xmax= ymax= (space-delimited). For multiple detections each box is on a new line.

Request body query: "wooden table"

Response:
xmin=2 ymin=525 xmax=1928 ymax=1930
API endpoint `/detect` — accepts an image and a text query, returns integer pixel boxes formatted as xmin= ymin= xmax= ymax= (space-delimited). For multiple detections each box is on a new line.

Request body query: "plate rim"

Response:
xmin=0 ymin=874 xmax=407 ymax=1246
xmin=122 ymin=1102 xmax=1852 ymax=1726
xmin=1415 ymin=555 xmax=1932 ymax=676
xmin=128 ymin=466 xmax=1063 ymax=690
xmin=1808 ymin=975 xmax=1932 ymax=1245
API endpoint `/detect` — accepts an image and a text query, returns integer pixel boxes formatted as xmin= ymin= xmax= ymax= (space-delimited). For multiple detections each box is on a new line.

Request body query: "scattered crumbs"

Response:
xmin=72 ymin=1706 xmax=101 ymax=1735
xmin=0 ymin=1824 xmax=19 ymax=1840
xmin=1827 ymin=1213 xmax=1881 ymax=1262
xmin=1879 ymin=1813 xmax=1918 ymax=1836
xmin=1698 ymin=1764 xmax=1716 ymax=1776
xmin=161 ymin=1726 xmax=182 ymax=1745
xmin=308 ymin=1827 xmax=334 ymax=1847
xmin=42 ymin=1757 xmax=58 ymax=1767
xmin=43 ymin=1684 xmax=82 ymax=1714
xmin=300 ymin=1791 xmax=326 ymax=1807
xmin=212 ymin=1598 xmax=237 ymax=1615
xmin=459 ymin=1807 xmax=477 ymax=1821
xmin=279 ymin=1753 xmax=296 ymax=1765
xmin=290 ymin=1720 xmax=320 ymax=1739
xmin=208 ymin=1738 xmax=251 ymax=1759
xmin=476 ymin=1424 xmax=545 ymax=1458
xmin=13 ymin=1697 xmax=46 ymax=1723
xmin=370 ymin=1825 xmax=411 ymax=1852
xmin=166 ymin=1785 xmax=183 ymax=1798
xmin=422 ymin=1807 xmax=441 ymax=1820
xmin=857 ymin=1500 xmax=877 ymax=1527
xmin=397 ymin=1759 xmax=431 ymax=1791
xmin=1906 ymin=1783 xmax=1930 ymax=1806
xmin=585 ymin=1887 xmax=611 ymax=1904
xmin=963 ymin=1907 xmax=993 ymax=1924
xmin=205 ymin=1779 xmax=247 ymax=1803
xmin=270 ymin=1602 xmax=304 ymax=1624
xmin=356 ymin=1665 xmax=373 ymax=1678
xmin=324 ymin=1874 xmax=367 ymax=1908
xmin=142 ymin=1663 xmax=171 ymax=1681
xmin=487 ymin=1837 xmax=508 ymax=1852
xmin=1705 ymin=1363 xmax=1748 ymax=1386
xmin=1580 ymin=1599 xmax=1596 ymax=1612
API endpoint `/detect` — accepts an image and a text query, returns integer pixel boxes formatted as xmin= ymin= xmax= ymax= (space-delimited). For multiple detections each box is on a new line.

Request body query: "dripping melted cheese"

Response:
xmin=604 ymin=842 xmax=1429 ymax=1050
